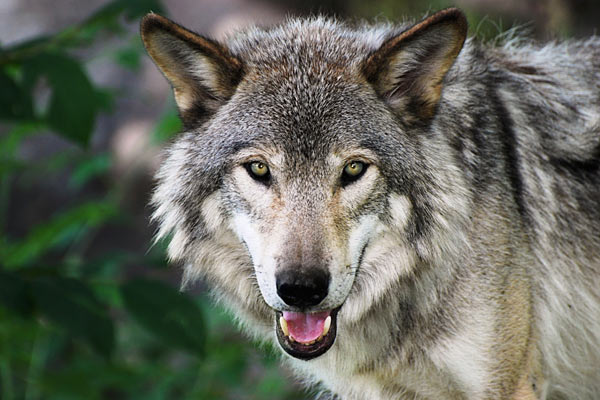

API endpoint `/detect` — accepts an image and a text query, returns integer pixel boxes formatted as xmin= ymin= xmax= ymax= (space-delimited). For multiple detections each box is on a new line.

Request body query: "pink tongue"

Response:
xmin=283 ymin=311 xmax=330 ymax=343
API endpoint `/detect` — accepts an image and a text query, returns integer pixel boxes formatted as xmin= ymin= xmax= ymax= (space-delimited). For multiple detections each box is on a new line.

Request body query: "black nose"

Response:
xmin=276 ymin=268 xmax=330 ymax=308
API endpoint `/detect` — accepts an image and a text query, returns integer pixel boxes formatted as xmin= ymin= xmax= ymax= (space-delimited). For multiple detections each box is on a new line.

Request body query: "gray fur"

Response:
xmin=143 ymin=9 xmax=600 ymax=400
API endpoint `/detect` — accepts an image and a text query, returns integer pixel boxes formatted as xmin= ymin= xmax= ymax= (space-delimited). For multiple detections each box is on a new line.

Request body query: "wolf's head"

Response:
xmin=142 ymin=9 xmax=469 ymax=360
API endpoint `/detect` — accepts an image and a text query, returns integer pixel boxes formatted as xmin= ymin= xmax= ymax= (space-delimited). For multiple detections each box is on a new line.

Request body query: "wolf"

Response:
xmin=140 ymin=8 xmax=600 ymax=399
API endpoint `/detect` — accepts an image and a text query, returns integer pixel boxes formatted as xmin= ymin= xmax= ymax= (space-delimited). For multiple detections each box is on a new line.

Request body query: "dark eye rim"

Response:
xmin=244 ymin=161 xmax=271 ymax=184
xmin=341 ymin=161 xmax=368 ymax=187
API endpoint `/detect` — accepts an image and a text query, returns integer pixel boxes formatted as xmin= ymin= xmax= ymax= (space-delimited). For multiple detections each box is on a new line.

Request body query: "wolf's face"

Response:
xmin=142 ymin=10 xmax=468 ymax=360
xmin=224 ymin=139 xmax=386 ymax=358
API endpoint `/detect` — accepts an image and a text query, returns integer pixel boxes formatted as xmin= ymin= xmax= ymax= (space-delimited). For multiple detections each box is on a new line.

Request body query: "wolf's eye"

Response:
xmin=341 ymin=161 xmax=367 ymax=186
xmin=245 ymin=161 xmax=271 ymax=183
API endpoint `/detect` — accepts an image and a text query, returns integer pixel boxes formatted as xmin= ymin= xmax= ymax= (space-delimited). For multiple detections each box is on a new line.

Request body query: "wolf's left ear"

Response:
xmin=140 ymin=13 xmax=244 ymax=126
xmin=363 ymin=8 xmax=467 ymax=121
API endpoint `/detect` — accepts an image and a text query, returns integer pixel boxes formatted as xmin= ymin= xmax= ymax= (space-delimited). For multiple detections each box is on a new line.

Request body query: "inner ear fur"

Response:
xmin=140 ymin=13 xmax=244 ymax=126
xmin=363 ymin=8 xmax=468 ymax=121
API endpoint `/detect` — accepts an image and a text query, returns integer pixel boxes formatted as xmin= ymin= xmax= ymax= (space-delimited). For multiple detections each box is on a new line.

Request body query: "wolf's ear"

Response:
xmin=140 ymin=13 xmax=243 ymax=126
xmin=363 ymin=8 xmax=467 ymax=121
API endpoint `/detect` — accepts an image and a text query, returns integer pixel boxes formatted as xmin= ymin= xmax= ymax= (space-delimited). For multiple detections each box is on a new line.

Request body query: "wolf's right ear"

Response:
xmin=140 ymin=14 xmax=243 ymax=126
xmin=363 ymin=8 xmax=467 ymax=122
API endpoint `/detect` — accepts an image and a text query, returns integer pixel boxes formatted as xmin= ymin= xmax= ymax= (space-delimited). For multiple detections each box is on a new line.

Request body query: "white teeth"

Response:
xmin=323 ymin=316 xmax=331 ymax=337
xmin=279 ymin=316 xmax=289 ymax=337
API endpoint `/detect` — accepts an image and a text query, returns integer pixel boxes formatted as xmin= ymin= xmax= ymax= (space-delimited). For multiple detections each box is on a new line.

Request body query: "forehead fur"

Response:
xmin=226 ymin=17 xmax=407 ymax=75
xmin=202 ymin=18 xmax=415 ymax=164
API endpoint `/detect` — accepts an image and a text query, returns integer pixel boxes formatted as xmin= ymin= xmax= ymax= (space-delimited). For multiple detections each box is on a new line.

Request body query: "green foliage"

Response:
xmin=69 ymin=153 xmax=112 ymax=189
xmin=30 ymin=276 xmax=116 ymax=356
xmin=121 ymin=279 xmax=206 ymax=356
xmin=0 ymin=271 xmax=31 ymax=316
xmin=22 ymin=53 xmax=106 ymax=146
xmin=0 ymin=0 xmax=166 ymax=147
xmin=152 ymin=105 xmax=182 ymax=144
xmin=0 ymin=1 xmax=304 ymax=399
xmin=1 ymin=201 xmax=119 ymax=269
xmin=0 ymin=69 xmax=33 ymax=120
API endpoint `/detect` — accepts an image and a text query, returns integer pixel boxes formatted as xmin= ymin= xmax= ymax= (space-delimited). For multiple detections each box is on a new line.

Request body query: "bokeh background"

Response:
xmin=1 ymin=1 xmax=598 ymax=399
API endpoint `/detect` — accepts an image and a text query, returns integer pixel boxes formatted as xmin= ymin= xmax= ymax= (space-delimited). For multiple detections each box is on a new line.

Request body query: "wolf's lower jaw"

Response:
xmin=275 ymin=308 xmax=340 ymax=360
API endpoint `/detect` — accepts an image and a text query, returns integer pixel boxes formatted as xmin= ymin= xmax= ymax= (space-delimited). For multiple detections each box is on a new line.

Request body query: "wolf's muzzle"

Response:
xmin=275 ymin=267 xmax=330 ymax=308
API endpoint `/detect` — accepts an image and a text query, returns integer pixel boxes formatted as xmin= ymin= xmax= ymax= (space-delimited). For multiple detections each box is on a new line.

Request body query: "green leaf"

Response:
xmin=0 ymin=34 xmax=53 ymax=60
xmin=22 ymin=53 xmax=103 ymax=146
xmin=152 ymin=107 xmax=182 ymax=144
xmin=114 ymin=38 xmax=144 ymax=71
xmin=0 ymin=270 xmax=32 ymax=316
xmin=0 ymin=122 xmax=43 ymax=159
xmin=89 ymin=0 xmax=165 ymax=24
xmin=1 ymin=200 xmax=119 ymax=269
xmin=0 ymin=1 xmax=165 ymax=63
xmin=121 ymin=279 xmax=206 ymax=356
xmin=69 ymin=153 xmax=112 ymax=188
xmin=0 ymin=68 xmax=33 ymax=120
xmin=30 ymin=276 xmax=114 ymax=356
xmin=38 ymin=356 xmax=140 ymax=400
xmin=93 ymin=88 xmax=116 ymax=113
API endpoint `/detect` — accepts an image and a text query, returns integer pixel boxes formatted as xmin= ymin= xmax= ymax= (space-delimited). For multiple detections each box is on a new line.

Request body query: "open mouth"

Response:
xmin=275 ymin=308 xmax=339 ymax=360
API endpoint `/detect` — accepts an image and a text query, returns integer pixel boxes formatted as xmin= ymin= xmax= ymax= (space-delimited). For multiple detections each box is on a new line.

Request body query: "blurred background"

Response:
xmin=0 ymin=1 xmax=598 ymax=399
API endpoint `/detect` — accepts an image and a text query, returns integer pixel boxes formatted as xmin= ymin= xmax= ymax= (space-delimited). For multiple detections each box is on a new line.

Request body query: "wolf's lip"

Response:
xmin=275 ymin=308 xmax=339 ymax=360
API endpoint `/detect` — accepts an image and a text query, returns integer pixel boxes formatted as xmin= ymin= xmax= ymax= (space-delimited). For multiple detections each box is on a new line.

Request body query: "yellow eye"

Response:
xmin=248 ymin=161 xmax=270 ymax=180
xmin=250 ymin=162 xmax=268 ymax=176
xmin=344 ymin=161 xmax=364 ymax=177
xmin=341 ymin=161 xmax=367 ymax=186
